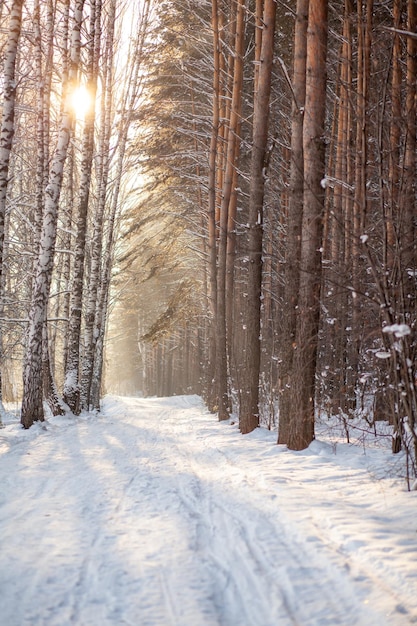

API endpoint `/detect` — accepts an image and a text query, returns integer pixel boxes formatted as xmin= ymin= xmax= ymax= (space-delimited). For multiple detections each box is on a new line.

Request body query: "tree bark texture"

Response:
xmin=64 ymin=0 xmax=101 ymax=414
xmin=278 ymin=0 xmax=308 ymax=444
xmin=0 ymin=0 xmax=24 ymax=410
xmin=79 ymin=0 xmax=115 ymax=410
xmin=216 ymin=0 xmax=245 ymax=421
xmin=21 ymin=0 xmax=85 ymax=429
xmin=0 ymin=0 xmax=24 ymax=283
xmin=287 ymin=0 xmax=328 ymax=451
xmin=240 ymin=0 xmax=276 ymax=434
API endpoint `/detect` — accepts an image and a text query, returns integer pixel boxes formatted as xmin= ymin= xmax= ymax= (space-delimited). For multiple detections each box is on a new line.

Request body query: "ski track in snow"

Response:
xmin=0 ymin=394 xmax=416 ymax=626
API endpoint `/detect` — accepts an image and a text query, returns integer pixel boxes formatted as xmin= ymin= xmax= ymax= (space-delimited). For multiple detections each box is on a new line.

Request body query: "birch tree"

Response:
xmin=63 ymin=0 xmax=101 ymax=413
xmin=21 ymin=0 xmax=85 ymax=429
xmin=0 ymin=0 xmax=24 ymax=420
xmin=80 ymin=0 xmax=153 ymax=410
xmin=0 ymin=0 xmax=24 ymax=284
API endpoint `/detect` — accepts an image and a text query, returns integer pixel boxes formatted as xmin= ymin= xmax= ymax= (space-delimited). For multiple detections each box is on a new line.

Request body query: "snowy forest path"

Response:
xmin=0 ymin=395 xmax=416 ymax=626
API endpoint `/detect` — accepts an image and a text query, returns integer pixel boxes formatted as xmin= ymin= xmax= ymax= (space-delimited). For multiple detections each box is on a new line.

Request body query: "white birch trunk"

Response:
xmin=0 ymin=0 xmax=23 ymax=274
xmin=79 ymin=1 xmax=115 ymax=411
xmin=80 ymin=0 xmax=150 ymax=409
xmin=21 ymin=0 xmax=85 ymax=429
xmin=63 ymin=0 xmax=101 ymax=414
xmin=0 ymin=0 xmax=24 ymax=422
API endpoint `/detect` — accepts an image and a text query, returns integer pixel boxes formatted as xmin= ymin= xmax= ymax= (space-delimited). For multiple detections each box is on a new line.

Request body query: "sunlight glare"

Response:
xmin=70 ymin=85 xmax=92 ymax=120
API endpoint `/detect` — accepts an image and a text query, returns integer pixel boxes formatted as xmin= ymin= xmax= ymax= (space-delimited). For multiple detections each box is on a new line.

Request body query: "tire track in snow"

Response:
xmin=133 ymin=397 xmax=414 ymax=626
xmin=168 ymin=445 xmax=376 ymax=626
xmin=0 ymin=395 xmax=414 ymax=626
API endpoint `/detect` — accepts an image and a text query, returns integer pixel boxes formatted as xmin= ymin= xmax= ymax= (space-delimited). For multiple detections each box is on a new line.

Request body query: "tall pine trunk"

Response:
xmin=287 ymin=0 xmax=328 ymax=450
xmin=205 ymin=0 xmax=220 ymax=412
xmin=278 ymin=0 xmax=308 ymax=444
xmin=240 ymin=0 xmax=276 ymax=434
xmin=216 ymin=0 xmax=245 ymax=421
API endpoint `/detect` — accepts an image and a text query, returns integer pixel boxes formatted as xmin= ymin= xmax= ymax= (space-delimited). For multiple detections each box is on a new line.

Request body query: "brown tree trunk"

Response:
xmin=347 ymin=0 xmax=373 ymax=411
xmin=240 ymin=0 xmax=276 ymax=434
xmin=216 ymin=0 xmax=245 ymax=421
xmin=278 ymin=0 xmax=308 ymax=444
xmin=287 ymin=0 xmax=328 ymax=451
xmin=205 ymin=0 xmax=220 ymax=412
xmin=402 ymin=0 xmax=416 ymax=269
xmin=322 ymin=0 xmax=354 ymax=417
xmin=387 ymin=0 xmax=402 ymax=267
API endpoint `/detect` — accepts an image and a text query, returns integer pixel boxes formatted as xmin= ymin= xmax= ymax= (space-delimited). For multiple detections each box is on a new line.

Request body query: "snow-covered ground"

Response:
xmin=0 ymin=395 xmax=416 ymax=626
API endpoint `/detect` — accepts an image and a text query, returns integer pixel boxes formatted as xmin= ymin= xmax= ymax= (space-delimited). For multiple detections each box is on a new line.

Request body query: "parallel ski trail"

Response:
xmin=0 ymin=395 xmax=415 ymax=625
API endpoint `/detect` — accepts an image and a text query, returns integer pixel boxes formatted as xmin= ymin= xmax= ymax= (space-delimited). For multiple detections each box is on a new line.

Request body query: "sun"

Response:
xmin=70 ymin=84 xmax=92 ymax=120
